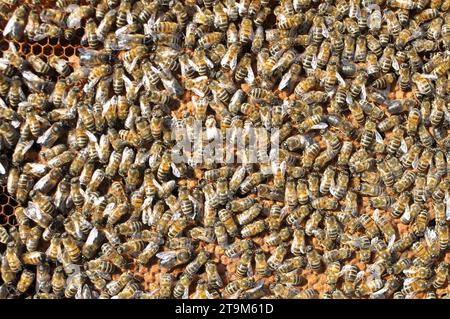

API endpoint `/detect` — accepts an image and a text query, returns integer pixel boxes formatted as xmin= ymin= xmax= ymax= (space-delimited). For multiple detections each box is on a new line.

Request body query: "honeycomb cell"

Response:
xmin=54 ymin=46 xmax=64 ymax=56
xmin=32 ymin=44 xmax=42 ymax=55
xmin=21 ymin=42 xmax=31 ymax=56
xmin=64 ymin=46 xmax=75 ymax=57
xmin=11 ymin=39 xmax=20 ymax=49
xmin=3 ymin=204 xmax=13 ymax=216
xmin=0 ymin=193 xmax=7 ymax=205
xmin=43 ymin=45 xmax=53 ymax=57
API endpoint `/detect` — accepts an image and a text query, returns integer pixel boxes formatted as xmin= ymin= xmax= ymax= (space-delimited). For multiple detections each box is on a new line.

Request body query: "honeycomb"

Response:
xmin=0 ymin=184 xmax=18 ymax=227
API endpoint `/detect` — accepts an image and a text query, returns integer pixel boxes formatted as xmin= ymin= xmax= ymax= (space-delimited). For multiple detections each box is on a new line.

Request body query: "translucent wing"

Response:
xmin=311 ymin=122 xmax=328 ymax=130
xmin=375 ymin=130 xmax=384 ymax=143
xmin=399 ymin=138 xmax=408 ymax=153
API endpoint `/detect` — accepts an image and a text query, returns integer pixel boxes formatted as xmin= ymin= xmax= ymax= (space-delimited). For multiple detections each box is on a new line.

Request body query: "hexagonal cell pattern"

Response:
xmin=0 ymin=185 xmax=18 ymax=226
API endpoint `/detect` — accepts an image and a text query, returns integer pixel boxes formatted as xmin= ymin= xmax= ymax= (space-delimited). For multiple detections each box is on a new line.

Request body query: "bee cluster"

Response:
xmin=0 ymin=0 xmax=449 ymax=299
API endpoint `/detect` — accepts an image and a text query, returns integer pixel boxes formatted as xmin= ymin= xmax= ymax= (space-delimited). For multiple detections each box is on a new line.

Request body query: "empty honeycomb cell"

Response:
xmin=64 ymin=46 xmax=75 ymax=57
xmin=31 ymin=44 xmax=42 ymax=55
xmin=54 ymin=46 xmax=64 ymax=56
xmin=11 ymin=39 xmax=20 ymax=48
xmin=8 ymin=196 xmax=17 ymax=207
xmin=3 ymin=205 xmax=13 ymax=216
xmin=0 ymin=193 xmax=7 ymax=205
xmin=21 ymin=42 xmax=31 ymax=56
xmin=43 ymin=45 xmax=53 ymax=57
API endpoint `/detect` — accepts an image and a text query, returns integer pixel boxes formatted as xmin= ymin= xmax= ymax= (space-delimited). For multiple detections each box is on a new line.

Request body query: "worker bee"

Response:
xmin=3 ymin=5 xmax=27 ymax=41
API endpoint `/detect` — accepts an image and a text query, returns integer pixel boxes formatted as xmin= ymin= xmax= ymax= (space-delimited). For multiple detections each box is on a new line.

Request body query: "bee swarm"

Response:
xmin=0 ymin=0 xmax=449 ymax=299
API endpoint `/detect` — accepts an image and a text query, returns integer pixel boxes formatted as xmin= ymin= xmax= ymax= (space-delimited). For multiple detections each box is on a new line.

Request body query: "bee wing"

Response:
xmin=310 ymin=122 xmax=328 ymax=130
xmin=21 ymin=140 xmax=35 ymax=156
xmin=411 ymin=154 xmax=419 ymax=170
xmin=403 ymin=277 xmax=418 ymax=286
xmin=311 ymin=54 xmax=317 ymax=70
xmin=187 ymin=57 xmax=199 ymax=72
xmin=182 ymin=286 xmax=189 ymax=299
xmin=336 ymin=71 xmax=346 ymax=85
xmin=355 ymin=271 xmax=365 ymax=285
xmin=170 ymin=163 xmax=181 ymax=178
xmin=33 ymin=32 xmax=49 ymax=42
xmin=0 ymin=58 xmax=11 ymax=71
xmin=370 ymin=286 xmax=388 ymax=299
xmin=399 ymin=138 xmax=408 ymax=153
xmin=230 ymin=288 xmax=243 ymax=299
xmin=321 ymin=24 xmax=329 ymax=38
xmin=422 ymin=73 xmax=438 ymax=80
xmin=0 ymin=162 xmax=5 ymax=175
xmin=346 ymin=93 xmax=353 ymax=104
xmin=85 ymin=130 xmax=98 ymax=143
xmin=291 ymin=232 xmax=302 ymax=255
xmin=155 ymin=251 xmax=176 ymax=262
xmin=220 ymin=48 xmax=232 ymax=69
xmin=401 ymin=204 xmax=411 ymax=221
xmin=26 ymin=201 xmax=43 ymax=221
xmin=278 ymin=71 xmax=293 ymax=91
xmin=143 ymin=207 xmax=153 ymax=227
xmin=115 ymin=25 xmax=128 ymax=37
xmin=188 ymin=195 xmax=202 ymax=220
xmin=391 ymin=57 xmax=399 ymax=71
xmin=245 ymin=64 xmax=255 ymax=85
xmin=53 ymin=57 xmax=68 ymax=71
xmin=247 ymin=262 xmax=254 ymax=278
xmin=446 ymin=193 xmax=450 ymax=221
xmin=387 ymin=234 xmax=396 ymax=250
xmin=66 ymin=8 xmax=82 ymax=28
xmin=103 ymin=202 xmax=116 ymax=217
xmin=8 ymin=42 xmax=18 ymax=55
xmin=85 ymin=227 xmax=100 ymax=246
xmin=126 ymin=10 xmax=134 ymax=25
xmin=370 ymin=237 xmax=379 ymax=252
xmin=205 ymin=56 xmax=215 ymax=69
xmin=337 ymin=264 xmax=350 ymax=277
xmin=152 ymin=178 xmax=164 ymax=194
xmin=3 ymin=14 xmax=18 ymax=37
xmin=425 ymin=227 xmax=438 ymax=248
xmin=206 ymin=126 xmax=218 ymax=141
xmin=360 ymin=84 xmax=367 ymax=101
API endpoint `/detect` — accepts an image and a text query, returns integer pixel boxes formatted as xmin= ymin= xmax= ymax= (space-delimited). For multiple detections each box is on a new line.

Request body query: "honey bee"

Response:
xmin=173 ymin=273 xmax=193 ymax=299
xmin=25 ymin=55 xmax=51 ymax=76
xmin=241 ymin=219 xmax=266 ymax=238
xmin=5 ymin=242 xmax=22 ymax=273
xmin=3 ymin=5 xmax=27 ymax=41
xmin=306 ymin=245 xmax=322 ymax=272
xmin=224 ymin=277 xmax=255 ymax=298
